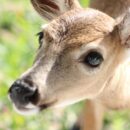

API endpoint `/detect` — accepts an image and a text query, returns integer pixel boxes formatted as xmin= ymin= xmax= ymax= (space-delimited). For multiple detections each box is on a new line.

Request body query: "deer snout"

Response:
xmin=9 ymin=79 xmax=38 ymax=106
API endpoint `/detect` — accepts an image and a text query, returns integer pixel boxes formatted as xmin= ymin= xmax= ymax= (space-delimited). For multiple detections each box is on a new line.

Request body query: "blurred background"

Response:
xmin=1 ymin=0 xmax=130 ymax=130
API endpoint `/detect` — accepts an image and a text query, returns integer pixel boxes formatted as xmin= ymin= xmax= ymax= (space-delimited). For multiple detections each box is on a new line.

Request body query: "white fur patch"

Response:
xmin=13 ymin=104 xmax=39 ymax=115
xmin=25 ymin=103 xmax=37 ymax=109
xmin=41 ymin=24 xmax=48 ymax=29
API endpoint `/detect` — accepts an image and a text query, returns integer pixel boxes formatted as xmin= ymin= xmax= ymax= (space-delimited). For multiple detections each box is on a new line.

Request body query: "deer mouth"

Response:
xmin=8 ymin=79 xmax=56 ymax=114
xmin=39 ymin=100 xmax=57 ymax=111
xmin=12 ymin=103 xmax=40 ymax=115
xmin=12 ymin=100 xmax=57 ymax=115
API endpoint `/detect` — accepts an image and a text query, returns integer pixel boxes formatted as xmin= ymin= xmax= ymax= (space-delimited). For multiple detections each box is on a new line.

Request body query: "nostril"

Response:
xmin=24 ymin=89 xmax=38 ymax=103
xmin=9 ymin=86 xmax=22 ymax=94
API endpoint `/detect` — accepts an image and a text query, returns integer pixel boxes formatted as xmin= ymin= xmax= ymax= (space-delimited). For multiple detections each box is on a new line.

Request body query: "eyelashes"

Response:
xmin=37 ymin=31 xmax=44 ymax=47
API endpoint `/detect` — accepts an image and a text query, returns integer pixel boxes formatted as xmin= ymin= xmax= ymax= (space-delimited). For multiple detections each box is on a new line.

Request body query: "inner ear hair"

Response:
xmin=117 ymin=9 xmax=130 ymax=47
xmin=31 ymin=0 xmax=81 ymax=21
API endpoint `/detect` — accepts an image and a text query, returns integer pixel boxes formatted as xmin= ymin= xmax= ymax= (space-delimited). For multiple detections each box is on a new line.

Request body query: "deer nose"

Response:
xmin=9 ymin=79 xmax=38 ymax=106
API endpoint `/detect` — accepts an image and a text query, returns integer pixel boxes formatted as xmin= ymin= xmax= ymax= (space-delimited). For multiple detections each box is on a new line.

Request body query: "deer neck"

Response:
xmin=90 ymin=0 xmax=130 ymax=18
xmin=98 ymin=60 xmax=130 ymax=109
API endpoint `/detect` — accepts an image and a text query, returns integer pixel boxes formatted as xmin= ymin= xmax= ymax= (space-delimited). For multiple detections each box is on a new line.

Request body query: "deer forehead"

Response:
xmin=43 ymin=8 xmax=115 ymax=49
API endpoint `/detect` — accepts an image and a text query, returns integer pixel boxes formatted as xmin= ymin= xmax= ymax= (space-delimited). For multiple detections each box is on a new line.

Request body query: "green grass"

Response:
xmin=0 ymin=0 xmax=130 ymax=130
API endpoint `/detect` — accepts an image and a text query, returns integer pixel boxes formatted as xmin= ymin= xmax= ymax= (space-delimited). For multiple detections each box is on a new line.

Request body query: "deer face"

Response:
xmin=9 ymin=0 xmax=130 ymax=115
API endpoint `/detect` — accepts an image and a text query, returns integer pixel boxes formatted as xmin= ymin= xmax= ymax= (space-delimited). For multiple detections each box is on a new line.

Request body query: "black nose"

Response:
xmin=9 ymin=79 xmax=38 ymax=106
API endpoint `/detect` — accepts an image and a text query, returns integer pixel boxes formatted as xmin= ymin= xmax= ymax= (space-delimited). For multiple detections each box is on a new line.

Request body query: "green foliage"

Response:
xmin=0 ymin=0 xmax=130 ymax=130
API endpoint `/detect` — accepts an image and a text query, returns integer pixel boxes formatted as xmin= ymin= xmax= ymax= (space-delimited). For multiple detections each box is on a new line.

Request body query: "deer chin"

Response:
xmin=13 ymin=100 xmax=57 ymax=115
xmin=13 ymin=103 xmax=40 ymax=115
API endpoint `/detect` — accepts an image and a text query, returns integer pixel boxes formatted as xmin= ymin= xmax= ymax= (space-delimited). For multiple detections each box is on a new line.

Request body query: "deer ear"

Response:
xmin=118 ymin=9 xmax=130 ymax=47
xmin=31 ymin=0 xmax=81 ymax=21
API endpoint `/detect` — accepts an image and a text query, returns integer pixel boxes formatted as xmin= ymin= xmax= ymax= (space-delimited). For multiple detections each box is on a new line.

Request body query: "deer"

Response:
xmin=8 ymin=0 xmax=130 ymax=130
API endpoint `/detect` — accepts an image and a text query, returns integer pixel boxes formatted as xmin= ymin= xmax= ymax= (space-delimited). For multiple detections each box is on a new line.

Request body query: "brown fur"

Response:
xmin=45 ymin=8 xmax=115 ymax=48
xmin=90 ymin=0 xmax=130 ymax=18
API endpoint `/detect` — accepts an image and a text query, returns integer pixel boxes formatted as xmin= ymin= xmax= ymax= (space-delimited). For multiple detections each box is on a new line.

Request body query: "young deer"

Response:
xmin=8 ymin=0 xmax=130 ymax=130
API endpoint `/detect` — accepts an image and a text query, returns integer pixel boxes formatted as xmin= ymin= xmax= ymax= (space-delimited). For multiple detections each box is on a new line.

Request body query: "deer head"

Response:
xmin=9 ymin=0 xmax=130 ymax=115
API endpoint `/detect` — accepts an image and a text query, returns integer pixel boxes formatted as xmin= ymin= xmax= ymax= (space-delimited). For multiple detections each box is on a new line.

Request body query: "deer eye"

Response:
xmin=83 ymin=51 xmax=103 ymax=68
xmin=37 ymin=31 xmax=44 ymax=47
